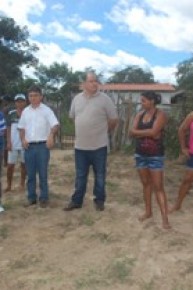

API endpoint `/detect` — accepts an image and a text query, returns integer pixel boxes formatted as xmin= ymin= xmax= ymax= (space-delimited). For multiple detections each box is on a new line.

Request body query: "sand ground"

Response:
xmin=0 ymin=149 xmax=193 ymax=290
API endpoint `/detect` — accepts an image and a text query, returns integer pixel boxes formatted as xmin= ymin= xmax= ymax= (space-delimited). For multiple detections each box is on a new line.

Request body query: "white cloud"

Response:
xmin=46 ymin=21 xmax=82 ymax=42
xmin=23 ymin=41 xmax=176 ymax=83
xmin=152 ymin=65 xmax=177 ymax=84
xmin=0 ymin=0 xmax=45 ymax=35
xmin=87 ymin=35 xmax=102 ymax=43
xmin=78 ymin=20 xmax=102 ymax=32
xmin=108 ymin=0 xmax=193 ymax=52
xmin=51 ymin=3 xmax=64 ymax=11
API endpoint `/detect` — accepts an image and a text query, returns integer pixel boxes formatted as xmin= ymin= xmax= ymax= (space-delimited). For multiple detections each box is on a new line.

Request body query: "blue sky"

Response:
xmin=0 ymin=0 xmax=193 ymax=83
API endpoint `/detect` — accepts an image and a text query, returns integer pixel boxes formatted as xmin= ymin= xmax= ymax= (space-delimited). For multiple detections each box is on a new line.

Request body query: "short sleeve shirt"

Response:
xmin=18 ymin=103 xmax=59 ymax=142
xmin=7 ymin=109 xmax=23 ymax=149
xmin=69 ymin=91 xmax=118 ymax=150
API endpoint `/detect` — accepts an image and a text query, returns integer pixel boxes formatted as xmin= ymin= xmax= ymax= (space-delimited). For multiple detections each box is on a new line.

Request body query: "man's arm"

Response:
xmin=19 ymin=128 xmax=28 ymax=149
xmin=46 ymin=124 xmax=59 ymax=149
xmin=108 ymin=118 xmax=119 ymax=132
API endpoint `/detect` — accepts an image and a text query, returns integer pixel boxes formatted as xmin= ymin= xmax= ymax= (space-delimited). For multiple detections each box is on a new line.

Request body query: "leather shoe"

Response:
xmin=24 ymin=200 xmax=37 ymax=207
xmin=94 ymin=201 xmax=105 ymax=211
xmin=63 ymin=202 xmax=82 ymax=211
xmin=39 ymin=200 xmax=49 ymax=208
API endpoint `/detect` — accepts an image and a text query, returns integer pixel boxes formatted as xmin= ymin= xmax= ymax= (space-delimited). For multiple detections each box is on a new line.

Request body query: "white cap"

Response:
xmin=14 ymin=94 xmax=26 ymax=101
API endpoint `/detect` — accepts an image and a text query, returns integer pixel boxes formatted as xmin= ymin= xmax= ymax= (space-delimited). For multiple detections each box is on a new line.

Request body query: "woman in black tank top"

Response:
xmin=130 ymin=91 xmax=170 ymax=229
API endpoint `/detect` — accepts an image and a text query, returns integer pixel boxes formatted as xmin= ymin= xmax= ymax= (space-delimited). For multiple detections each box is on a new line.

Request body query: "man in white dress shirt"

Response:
xmin=18 ymin=85 xmax=59 ymax=208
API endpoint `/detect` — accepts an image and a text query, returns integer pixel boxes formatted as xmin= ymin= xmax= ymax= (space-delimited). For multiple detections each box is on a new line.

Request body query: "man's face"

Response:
xmin=28 ymin=92 xmax=43 ymax=107
xmin=15 ymin=99 xmax=26 ymax=110
xmin=84 ymin=74 xmax=98 ymax=95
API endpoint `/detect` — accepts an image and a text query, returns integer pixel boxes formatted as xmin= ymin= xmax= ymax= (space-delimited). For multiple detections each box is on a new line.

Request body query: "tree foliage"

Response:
xmin=107 ymin=66 xmax=155 ymax=83
xmin=0 ymin=16 xmax=38 ymax=95
xmin=175 ymin=56 xmax=193 ymax=90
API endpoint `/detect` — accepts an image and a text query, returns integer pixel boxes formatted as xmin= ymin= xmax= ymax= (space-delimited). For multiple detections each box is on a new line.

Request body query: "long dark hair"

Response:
xmin=141 ymin=91 xmax=161 ymax=105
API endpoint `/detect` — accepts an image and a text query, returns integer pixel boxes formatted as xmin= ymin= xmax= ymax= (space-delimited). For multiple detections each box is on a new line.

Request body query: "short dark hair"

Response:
xmin=81 ymin=71 xmax=98 ymax=82
xmin=27 ymin=85 xmax=42 ymax=95
xmin=141 ymin=91 xmax=161 ymax=105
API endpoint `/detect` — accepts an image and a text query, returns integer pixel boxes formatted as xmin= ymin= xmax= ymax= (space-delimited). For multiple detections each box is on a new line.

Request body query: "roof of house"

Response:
xmin=98 ymin=83 xmax=176 ymax=92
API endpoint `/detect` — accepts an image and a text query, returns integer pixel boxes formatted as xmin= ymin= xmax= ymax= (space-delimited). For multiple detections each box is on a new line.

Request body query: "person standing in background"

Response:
xmin=130 ymin=91 xmax=170 ymax=229
xmin=169 ymin=112 xmax=193 ymax=212
xmin=0 ymin=110 xmax=7 ymax=212
xmin=5 ymin=94 xmax=27 ymax=192
xmin=64 ymin=71 xmax=118 ymax=211
xmin=18 ymin=85 xmax=59 ymax=208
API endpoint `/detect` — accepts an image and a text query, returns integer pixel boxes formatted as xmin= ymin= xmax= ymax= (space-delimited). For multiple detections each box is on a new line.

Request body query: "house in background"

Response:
xmin=98 ymin=83 xmax=176 ymax=106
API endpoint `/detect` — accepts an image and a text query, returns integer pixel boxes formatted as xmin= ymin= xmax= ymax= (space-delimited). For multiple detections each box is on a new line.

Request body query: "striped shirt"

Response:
xmin=0 ymin=112 xmax=6 ymax=136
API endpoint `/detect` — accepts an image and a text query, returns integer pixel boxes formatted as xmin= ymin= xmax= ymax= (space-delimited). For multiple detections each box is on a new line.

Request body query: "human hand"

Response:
xmin=182 ymin=147 xmax=190 ymax=158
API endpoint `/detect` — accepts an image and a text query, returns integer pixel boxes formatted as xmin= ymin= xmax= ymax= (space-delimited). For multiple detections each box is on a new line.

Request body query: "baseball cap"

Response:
xmin=14 ymin=94 xmax=26 ymax=101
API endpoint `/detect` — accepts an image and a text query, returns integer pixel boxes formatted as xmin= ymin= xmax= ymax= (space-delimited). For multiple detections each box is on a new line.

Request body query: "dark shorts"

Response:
xmin=186 ymin=154 xmax=193 ymax=169
xmin=135 ymin=154 xmax=165 ymax=170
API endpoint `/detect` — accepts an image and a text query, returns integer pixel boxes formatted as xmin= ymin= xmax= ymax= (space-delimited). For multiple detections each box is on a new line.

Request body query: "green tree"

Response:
xmin=0 ymin=16 xmax=38 ymax=95
xmin=107 ymin=65 xmax=155 ymax=83
xmin=176 ymin=56 xmax=193 ymax=90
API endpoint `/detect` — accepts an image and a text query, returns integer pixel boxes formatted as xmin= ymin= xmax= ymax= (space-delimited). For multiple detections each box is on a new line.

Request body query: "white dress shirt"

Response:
xmin=18 ymin=103 xmax=59 ymax=142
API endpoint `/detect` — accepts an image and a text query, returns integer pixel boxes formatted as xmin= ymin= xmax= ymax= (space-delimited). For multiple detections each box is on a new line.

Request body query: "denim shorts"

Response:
xmin=8 ymin=149 xmax=25 ymax=164
xmin=186 ymin=154 xmax=193 ymax=169
xmin=135 ymin=154 xmax=165 ymax=170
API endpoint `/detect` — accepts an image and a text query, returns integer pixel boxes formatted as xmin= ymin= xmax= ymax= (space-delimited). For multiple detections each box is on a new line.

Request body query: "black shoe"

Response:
xmin=39 ymin=200 xmax=49 ymax=208
xmin=63 ymin=202 xmax=82 ymax=211
xmin=24 ymin=200 xmax=37 ymax=207
xmin=94 ymin=201 xmax=105 ymax=211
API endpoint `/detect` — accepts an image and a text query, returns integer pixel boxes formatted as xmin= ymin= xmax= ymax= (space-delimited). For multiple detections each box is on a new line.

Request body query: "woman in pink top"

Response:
xmin=170 ymin=113 xmax=193 ymax=212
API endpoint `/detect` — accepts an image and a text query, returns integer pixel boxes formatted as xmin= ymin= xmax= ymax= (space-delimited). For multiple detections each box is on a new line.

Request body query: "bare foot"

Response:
xmin=16 ymin=186 xmax=25 ymax=192
xmin=168 ymin=205 xmax=181 ymax=214
xmin=4 ymin=187 xmax=11 ymax=193
xmin=138 ymin=213 xmax=152 ymax=222
xmin=162 ymin=221 xmax=171 ymax=230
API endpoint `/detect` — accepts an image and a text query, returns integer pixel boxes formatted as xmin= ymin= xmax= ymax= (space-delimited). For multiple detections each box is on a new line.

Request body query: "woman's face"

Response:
xmin=141 ymin=95 xmax=154 ymax=110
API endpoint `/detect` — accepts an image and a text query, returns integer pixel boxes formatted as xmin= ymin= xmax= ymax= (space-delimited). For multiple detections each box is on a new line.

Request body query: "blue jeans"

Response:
xmin=71 ymin=147 xmax=107 ymax=205
xmin=25 ymin=143 xmax=50 ymax=202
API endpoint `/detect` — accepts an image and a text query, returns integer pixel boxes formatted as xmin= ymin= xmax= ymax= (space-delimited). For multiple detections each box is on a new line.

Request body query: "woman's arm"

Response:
xmin=178 ymin=113 xmax=193 ymax=157
xmin=130 ymin=110 xmax=167 ymax=138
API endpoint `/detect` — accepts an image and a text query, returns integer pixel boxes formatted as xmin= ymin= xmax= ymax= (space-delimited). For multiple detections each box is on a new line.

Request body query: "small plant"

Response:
xmin=107 ymin=257 xmax=136 ymax=283
xmin=106 ymin=180 xmax=119 ymax=192
xmin=79 ymin=214 xmax=95 ymax=226
xmin=0 ymin=225 xmax=8 ymax=239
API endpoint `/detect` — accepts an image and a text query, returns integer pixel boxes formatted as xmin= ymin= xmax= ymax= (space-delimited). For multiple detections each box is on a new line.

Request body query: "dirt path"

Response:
xmin=1 ymin=149 xmax=193 ymax=290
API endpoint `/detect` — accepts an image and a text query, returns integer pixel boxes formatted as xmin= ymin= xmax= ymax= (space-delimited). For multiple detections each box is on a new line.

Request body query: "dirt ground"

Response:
xmin=1 ymin=149 xmax=193 ymax=290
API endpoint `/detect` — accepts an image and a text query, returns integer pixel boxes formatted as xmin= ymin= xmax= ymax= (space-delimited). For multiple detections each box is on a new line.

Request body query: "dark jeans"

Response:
xmin=71 ymin=146 xmax=107 ymax=205
xmin=25 ymin=143 xmax=50 ymax=202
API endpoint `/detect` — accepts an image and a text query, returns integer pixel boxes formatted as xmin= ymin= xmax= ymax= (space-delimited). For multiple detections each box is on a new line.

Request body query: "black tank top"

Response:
xmin=135 ymin=110 xmax=164 ymax=156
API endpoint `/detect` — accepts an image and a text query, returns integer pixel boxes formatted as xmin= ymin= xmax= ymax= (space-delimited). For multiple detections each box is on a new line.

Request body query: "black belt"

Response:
xmin=29 ymin=141 xmax=46 ymax=145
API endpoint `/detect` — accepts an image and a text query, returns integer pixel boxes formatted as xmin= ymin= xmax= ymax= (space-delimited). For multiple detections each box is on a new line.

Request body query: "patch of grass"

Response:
xmin=63 ymin=154 xmax=74 ymax=162
xmin=140 ymin=279 xmax=155 ymax=290
xmin=0 ymin=225 xmax=8 ymax=239
xmin=79 ymin=214 xmax=95 ymax=226
xmin=183 ymin=261 xmax=193 ymax=275
xmin=75 ymin=256 xmax=136 ymax=289
xmin=168 ymin=238 xmax=187 ymax=247
xmin=107 ymin=257 xmax=136 ymax=283
xmin=75 ymin=269 xmax=108 ymax=289
xmin=106 ymin=180 xmax=120 ymax=192
xmin=11 ymin=254 xmax=41 ymax=269
xmin=89 ymin=231 xmax=115 ymax=243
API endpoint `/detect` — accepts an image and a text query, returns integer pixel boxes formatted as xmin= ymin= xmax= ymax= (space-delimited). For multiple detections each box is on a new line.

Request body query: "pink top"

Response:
xmin=189 ymin=122 xmax=193 ymax=154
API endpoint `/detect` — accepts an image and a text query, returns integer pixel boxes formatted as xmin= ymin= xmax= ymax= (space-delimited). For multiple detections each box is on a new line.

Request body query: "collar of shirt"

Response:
xmin=82 ymin=90 xmax=100 ymax=99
